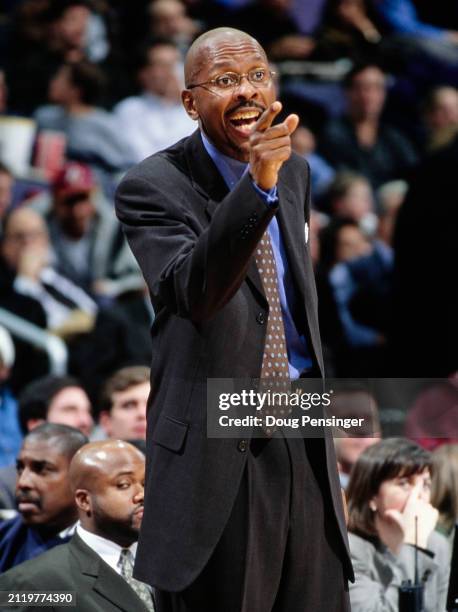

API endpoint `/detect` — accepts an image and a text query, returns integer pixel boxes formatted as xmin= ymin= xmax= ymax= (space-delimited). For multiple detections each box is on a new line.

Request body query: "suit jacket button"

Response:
xmin=238 ymin=439 xmax=248 ymax=452
xmin=256 ymin=312 xmax=266 ymax=324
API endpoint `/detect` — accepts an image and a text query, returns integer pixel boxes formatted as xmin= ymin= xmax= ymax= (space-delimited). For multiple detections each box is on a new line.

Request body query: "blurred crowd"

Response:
xmin=0 ymin=0 xmax=456 ymax=392
xmin=0 ymin=1 xmax=457 ymax=609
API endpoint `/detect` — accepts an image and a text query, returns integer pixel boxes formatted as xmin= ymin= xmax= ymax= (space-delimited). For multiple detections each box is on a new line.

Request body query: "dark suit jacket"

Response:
xmin=0 ymin=533 xmax=150 ymax=612
xmin=115 ymin=129 xmax=353 ymax=591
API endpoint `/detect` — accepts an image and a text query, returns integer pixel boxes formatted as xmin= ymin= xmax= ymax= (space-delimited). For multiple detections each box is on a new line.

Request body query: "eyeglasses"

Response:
xmin=187 ymin=68 xmax=275 ymax=92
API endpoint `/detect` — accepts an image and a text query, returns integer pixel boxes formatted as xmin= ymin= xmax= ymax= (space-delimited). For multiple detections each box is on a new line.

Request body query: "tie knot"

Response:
xmin=120 ymin=548 xmax=132 ymax=559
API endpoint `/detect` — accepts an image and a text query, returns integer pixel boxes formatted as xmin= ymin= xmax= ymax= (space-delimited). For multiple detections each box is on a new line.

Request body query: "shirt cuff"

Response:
xmin=251 ymin=181 xmax=278 ymax=207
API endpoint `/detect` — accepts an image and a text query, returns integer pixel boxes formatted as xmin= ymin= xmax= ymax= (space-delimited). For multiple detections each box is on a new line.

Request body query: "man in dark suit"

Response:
xmin=0 ymin=439 xmax=153 ymax=612
xmin=115 ymin=27 xmax=353 ymax=611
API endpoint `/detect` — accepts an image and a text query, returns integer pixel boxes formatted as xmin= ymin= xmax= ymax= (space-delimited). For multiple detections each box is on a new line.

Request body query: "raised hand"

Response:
xmin=249 ymin=101 xmax=299 ymax=191
xmin=378 ymin=482 xmax=438 ymax=554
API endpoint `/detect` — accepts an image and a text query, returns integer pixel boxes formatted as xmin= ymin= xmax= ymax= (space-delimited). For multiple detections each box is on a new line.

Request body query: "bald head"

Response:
xmin=184 ymin=28 xmax=265 ymax=87
xmin=69 ymin=439 xmax=144 ymax=492
xmin=70 ymin=439 xmax=145 ymax=546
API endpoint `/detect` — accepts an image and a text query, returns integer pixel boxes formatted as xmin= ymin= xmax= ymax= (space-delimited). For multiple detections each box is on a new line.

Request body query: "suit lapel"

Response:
xmin=92 ymin=558 xmax=149 ymax=612
xmin=184 ymin=130 xmax=229 ymax=208
xmin=70 ymin=534 xmax=148 ymax=612
xmin=184 ymin=130 xmax=266 ymax=301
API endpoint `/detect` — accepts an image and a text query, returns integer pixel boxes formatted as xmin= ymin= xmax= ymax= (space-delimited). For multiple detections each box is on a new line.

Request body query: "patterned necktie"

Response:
xmin=118 ymin=548 xmax=155 ymax=611
xmin=254 ymin=231 xmax=291 ymax=435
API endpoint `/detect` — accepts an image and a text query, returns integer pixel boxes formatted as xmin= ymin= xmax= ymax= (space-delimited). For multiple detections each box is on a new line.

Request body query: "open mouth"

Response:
xmin=227 ymin=108 xmax=263 ymax=136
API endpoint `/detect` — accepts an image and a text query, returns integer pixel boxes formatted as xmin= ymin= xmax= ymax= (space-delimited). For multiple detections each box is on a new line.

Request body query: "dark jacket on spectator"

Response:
xmin=0 ymin=514 xmax=72 ymax=572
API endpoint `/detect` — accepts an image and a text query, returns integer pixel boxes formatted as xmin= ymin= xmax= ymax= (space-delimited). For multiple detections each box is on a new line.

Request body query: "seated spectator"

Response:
xmin=114 ymin=40 xmax=195 ymax=162
xmin=18 ymin=375 xmax=93 ymax=438
xmin=319 ymin=63 xmax=417 ymax=189
xmin=318 ymin=218 xmax=392 ymax=374
xmin=0 ymin=206 xmax=98 ymax=334
xmin=422 ymin=85 xmax=458 ymax=151
xmin=323 ymin=172 xmax=378 ymax=234
xmin=319 ymin=217 xmax=372 ymax=272
xmin=98 ymin=366 xmax=150 ymax=441
xmin=0 ymin=375 xmax=93 ymax=511
xmin=148 ymin=0 xmax=199 ymax=55
xmin=347 ymin=438 xmax=450 ymax=612
xmin=34 ymin=60 xmax=135 ymax=174
xmin=290 ymin=124 xmax=335 ymax=201
xmin=331 ymin=237 xmax=393 ymax=343
xmin=7 ymin=0 xmax=95 ymax=115
xmin=32 ymin=162 xmax=143 ymax=299
xmin=0 ymin=326 xmax=21 ymax=469
xmin=0 ymin=423 xmax=87 ymax=572
xmin=0 ymin=207 xmax=50 ymax=392
xmin=0 ymin=440 xmax=152 ymax=611
xmin=431 ymin=444 xmax=458 ymax=548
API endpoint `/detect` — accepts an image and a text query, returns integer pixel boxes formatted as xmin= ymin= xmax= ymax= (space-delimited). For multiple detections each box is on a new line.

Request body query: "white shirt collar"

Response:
xmin=59 ymin=523 xmax=77 ymax=539
xmin=76 ymin=523 xmax=137 ymax=575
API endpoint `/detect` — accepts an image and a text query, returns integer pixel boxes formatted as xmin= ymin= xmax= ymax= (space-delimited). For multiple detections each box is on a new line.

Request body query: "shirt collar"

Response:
xmin=59 ymin=522 xmax=77 ymax=539
xmin=200 ymin=131 xmax=248 ymax=190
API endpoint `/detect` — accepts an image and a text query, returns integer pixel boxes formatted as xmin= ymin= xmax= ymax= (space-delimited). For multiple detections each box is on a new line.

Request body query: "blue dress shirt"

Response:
xmin=201 ymin=132 xmax=312 ymax=378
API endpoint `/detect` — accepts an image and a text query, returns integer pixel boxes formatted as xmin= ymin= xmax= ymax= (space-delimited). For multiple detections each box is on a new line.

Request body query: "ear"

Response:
xmin=75 ymin=489 xmax=91 ymax=515
xmin=369 ymin=497 xmax=377 ymax=512
xmin=182 ymin=90 xmax=199 ymax=121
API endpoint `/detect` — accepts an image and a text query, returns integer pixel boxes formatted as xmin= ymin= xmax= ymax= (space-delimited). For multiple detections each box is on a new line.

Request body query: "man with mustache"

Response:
xmin=116 ymin=27 xmax=353 ymax=611
xmin=0 ymin=423 xmax=87 ymax=572
xmin=0 ymin=440 xmax=153 ymax=612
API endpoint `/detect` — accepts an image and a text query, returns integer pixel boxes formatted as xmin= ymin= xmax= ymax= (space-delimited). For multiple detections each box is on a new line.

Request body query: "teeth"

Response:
xmin=230 ymin=110 xmax=260 ymax=120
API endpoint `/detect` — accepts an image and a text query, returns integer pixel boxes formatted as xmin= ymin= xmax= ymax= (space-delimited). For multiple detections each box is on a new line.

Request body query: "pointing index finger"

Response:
xmin=253 ymin=101 xmax=282 ymax=133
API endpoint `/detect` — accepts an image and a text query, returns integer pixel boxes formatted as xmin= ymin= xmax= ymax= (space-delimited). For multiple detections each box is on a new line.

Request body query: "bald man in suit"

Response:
xmin=116 ymin=27 xmax=353 ymax=612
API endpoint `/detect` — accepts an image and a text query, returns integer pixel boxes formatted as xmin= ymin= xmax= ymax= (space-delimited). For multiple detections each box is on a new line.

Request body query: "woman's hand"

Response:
xmin=377 ymin=482 xmax=438 ymax=554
